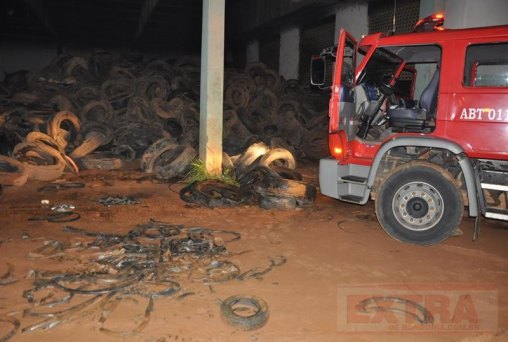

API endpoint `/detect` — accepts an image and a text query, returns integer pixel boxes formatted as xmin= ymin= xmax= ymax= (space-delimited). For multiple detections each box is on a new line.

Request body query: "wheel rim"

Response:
xmin=392 ymin=181 xmax=444 ymax=231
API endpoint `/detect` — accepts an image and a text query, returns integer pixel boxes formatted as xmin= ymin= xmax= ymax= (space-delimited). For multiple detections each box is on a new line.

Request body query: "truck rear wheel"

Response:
xmin=375 ymin=162 xmax=463 ymax=245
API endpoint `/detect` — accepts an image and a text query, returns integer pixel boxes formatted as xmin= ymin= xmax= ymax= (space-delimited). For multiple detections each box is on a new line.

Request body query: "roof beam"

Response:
xmin=23 ymin=0 xmax=58 ymax=39
xmin=134 ymin=0 xmax=160 ymax=41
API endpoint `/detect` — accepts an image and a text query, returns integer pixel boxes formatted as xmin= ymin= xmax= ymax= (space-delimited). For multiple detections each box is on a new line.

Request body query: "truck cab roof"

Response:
xmin=358 ymin=25 xmax=508 ymax=53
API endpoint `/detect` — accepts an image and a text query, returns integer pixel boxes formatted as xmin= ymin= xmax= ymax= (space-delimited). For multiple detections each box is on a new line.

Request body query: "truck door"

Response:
xmin=329 ymin=29 xmax=357 ymax=158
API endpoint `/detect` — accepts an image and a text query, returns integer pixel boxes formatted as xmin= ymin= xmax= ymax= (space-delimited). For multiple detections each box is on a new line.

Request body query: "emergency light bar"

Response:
xmin=414 ymin=12 xmax=445 ymax=32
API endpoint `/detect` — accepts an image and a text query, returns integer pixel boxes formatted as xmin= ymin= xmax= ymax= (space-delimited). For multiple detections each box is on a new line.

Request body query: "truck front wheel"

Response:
xmin=375 ymin=162 xmax=463 ymax=245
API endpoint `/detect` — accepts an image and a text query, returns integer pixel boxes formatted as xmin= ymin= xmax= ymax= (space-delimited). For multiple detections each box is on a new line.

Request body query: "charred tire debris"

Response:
xmin=0 ymin=218 xmax=284 ymax=339
xmin=0 ymin=53 xmax=328 ymax=189
xmin=179 ymin=142 xmax=317 ymax=209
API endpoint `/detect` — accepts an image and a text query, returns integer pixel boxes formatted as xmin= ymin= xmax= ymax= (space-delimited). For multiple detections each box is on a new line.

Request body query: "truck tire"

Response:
xmin=375 ymin=161 xmax=463 ymax=246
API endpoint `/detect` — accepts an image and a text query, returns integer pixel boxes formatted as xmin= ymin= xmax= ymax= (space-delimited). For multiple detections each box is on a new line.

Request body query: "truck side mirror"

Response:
xmin=310 ymin=56 xmax=326 ymax=86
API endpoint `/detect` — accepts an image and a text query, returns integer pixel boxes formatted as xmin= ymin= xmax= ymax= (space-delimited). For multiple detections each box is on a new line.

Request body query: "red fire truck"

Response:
xmin=311 ymin=14 xmax=508 ymax=245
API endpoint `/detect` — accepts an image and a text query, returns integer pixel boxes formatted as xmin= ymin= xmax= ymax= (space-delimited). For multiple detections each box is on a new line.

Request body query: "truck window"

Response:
xmin=395 ymin=69 xmax=414 ymax=98
xmin=464 ymin=42 xmax=508 ymax=87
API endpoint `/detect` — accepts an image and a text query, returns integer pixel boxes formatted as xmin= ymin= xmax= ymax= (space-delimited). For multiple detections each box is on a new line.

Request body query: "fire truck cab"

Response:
xmin=311 ymin=17 xmax=508 ymax=245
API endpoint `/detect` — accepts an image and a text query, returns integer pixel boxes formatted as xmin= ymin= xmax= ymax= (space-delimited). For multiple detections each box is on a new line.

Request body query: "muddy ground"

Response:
xmin=0 ymin=163 xmax=507 ymax=342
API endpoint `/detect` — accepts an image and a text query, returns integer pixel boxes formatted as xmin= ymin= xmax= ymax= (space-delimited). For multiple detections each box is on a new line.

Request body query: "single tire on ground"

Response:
xmin=375 ymin=161 xmax=464 ymax=246
xmin=220 ymin=295 xmax=269 ymax=331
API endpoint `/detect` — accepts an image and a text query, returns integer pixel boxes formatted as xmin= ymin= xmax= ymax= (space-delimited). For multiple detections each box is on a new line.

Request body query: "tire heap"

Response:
xmin=223 ymin=63 xmax=329 ymax=158
xmin=180 ymin=142 xmax=317 ymax=210
xmin=0 ymin=52 xmax=329 ymax=188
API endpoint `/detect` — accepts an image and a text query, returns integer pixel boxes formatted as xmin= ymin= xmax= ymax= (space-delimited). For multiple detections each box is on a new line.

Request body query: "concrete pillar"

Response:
xmin=279 ymin=27 xmax=300 ymax=80
xmin=334 ymin=3 xmax=369 ymax=41
xmin=445 ymin=0 xmax=508 ymax=29
xmin=199 ymin=0 xmax=225 ymax=175
xmin=246 ymin=40 xmax=259 ymax=65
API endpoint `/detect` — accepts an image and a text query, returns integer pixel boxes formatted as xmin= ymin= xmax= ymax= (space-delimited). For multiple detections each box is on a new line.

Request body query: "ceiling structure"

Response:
xmin=0 ymin=0 xmax=351 ymax=54
xmin=1 ymin=0 xmax=203 ymax=52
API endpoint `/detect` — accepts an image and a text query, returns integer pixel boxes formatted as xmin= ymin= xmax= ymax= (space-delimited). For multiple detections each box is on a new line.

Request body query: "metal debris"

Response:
xmin=37 ymin=182 xmax=85 ymax=192
xmin=0 ymin=317 xmax=20 ymax=342
xmin=98 ymin=195 xmax=140 ymax=206
xmin=0 ymin=263 xmax=17 ymax=286
xmin=28 ymin=211 xmax=81 ymax=223
xmin=51 ymin=204 xmax=76 ymax=213
xmin=14 ymin=218 xmax=285 ymax=339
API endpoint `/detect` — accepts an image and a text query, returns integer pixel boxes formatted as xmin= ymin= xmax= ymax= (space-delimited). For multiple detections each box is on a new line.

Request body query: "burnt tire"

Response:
xmin=0 ymin=155 xmax=29 ymax=186
xmin=46 ymin=111 xmax=81 ymax=150
xmin=13 ymin=142 xmax=65 ymax=182
xmin=271 ymin=167 xmax=303 ymax=181
xmin=153 ymin=144 xmax=196 ymax=180
xmin=234 ymin=142 xmax=270 ymax=176
xmin=140 ymin=137 xmax=178 ymax=173
xmin=220 ymin=295 xmax=269 ymax=331
xmin=180 ymin=180 xmax=242 ymax=207
xmin=258 ymin=148 xmax=296 ymax=170
xmin=259 ymin=195 xmax=297 ymax=210
xmin=79 ymin=152 xmax=124 ymax=170
xmin=375 ymin=162 xmax=463 ymax=246
xmin=70 ymin=121 xmax=113 ymax=159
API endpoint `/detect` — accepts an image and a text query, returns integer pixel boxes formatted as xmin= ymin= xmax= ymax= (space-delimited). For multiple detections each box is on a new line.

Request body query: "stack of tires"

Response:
xmin=0 ymin=52 xmax=329 ymax=190
xmin=179 ymin=142 xmax=317 ymax=210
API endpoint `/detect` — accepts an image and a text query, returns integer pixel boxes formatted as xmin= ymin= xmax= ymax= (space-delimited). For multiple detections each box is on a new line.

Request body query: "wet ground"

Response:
xmin=0 ymin=163 xmax=507 ymax=342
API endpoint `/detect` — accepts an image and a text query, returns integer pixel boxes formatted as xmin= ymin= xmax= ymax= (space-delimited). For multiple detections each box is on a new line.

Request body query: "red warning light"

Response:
xmin=414 ymin=12 xmax=445 ymax=32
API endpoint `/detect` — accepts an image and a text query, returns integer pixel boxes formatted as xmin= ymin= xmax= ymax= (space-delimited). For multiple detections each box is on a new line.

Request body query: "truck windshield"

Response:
xmin=360 ymin=47 xmax=401 ymax=86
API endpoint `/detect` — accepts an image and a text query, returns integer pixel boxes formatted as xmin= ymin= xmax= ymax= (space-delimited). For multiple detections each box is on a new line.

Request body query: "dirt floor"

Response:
xmin=0 ymin=162 xmax=507 ymax=342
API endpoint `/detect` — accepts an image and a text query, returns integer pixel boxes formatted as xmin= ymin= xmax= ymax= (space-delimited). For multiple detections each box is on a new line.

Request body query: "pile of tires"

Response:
xmin=179 ymin=142 xmax=317 ymax=210
xmin=0 ymin=52 xmax=329 ymax=189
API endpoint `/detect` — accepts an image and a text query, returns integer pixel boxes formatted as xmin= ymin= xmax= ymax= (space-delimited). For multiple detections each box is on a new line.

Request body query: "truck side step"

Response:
xmin=339 ymin=195 xmax=364 ymax=203
xmin=341 ymin=175 xmax=367 ymax=184
xmin=485 ymin=208 xmax=508 ymax=221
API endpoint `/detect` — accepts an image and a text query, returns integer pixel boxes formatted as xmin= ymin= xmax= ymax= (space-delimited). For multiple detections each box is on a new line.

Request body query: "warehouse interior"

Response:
xmin=0 ymin=0 xmax=508 ymax=341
